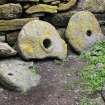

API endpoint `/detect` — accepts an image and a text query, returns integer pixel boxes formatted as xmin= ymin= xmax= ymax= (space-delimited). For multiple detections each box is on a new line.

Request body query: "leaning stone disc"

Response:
xmin=18 ymin=20 xmax=67 ymax=60
xmin=66 ymin=11 xmax=104 ymax=52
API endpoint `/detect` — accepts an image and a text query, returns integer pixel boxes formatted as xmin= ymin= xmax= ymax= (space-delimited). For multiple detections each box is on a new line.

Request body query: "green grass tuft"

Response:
xmin=80 ymin=40 xmax=105 ymax=92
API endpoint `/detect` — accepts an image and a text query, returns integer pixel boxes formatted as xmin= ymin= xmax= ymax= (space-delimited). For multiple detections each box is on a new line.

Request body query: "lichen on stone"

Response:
xmin=58 ymin=0 xmax=77 ymax=11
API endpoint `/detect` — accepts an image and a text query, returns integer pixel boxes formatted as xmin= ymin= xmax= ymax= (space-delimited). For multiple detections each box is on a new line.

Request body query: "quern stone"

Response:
xmin=18 ymin=20 xmax=67 ymax=60
xmin=0 ymin=58 xmax=41 ymax=93
xmin=66 ymin=11 xmax=104 ymax=52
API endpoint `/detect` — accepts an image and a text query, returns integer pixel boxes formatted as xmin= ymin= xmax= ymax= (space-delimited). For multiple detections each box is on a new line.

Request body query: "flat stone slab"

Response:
xmin=0 ymin=42 xmax=17 ymax=58
xmin=0 ymin=18 xmax=38 ymax=31
xmin=0 ymin=3 xmax=22 ymax=19
xmin=26 ymin=4 xmax=58 ymax=14
xmin=0 ymin=58 xmax=41 ymax=93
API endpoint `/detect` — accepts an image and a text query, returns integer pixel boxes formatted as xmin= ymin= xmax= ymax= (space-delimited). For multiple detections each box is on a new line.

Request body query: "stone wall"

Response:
xmin=0 ymin=0 xmax=105 ymax=46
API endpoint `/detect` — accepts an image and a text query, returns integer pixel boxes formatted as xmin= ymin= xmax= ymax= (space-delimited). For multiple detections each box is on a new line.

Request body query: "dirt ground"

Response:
xmin=0 ymin=55 xmax=104 ymax=105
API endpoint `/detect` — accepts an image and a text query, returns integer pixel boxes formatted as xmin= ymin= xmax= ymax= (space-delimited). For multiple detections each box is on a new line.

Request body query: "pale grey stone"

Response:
xmin=0 ymin=58 xmax=41 ymax=93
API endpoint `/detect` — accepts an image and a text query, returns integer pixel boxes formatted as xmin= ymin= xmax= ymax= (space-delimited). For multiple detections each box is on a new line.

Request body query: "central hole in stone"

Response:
xmin=43 ymin=39 xmax=51 ymax=49
xmin=86 ymin=30 xmax=92 ymax=37
xmin=8 ymin=73 xmax=13 ymax=76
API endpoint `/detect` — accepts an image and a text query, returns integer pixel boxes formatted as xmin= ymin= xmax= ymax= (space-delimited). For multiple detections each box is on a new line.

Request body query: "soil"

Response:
xmin=0 ymin=55 xmax=104 ymax=105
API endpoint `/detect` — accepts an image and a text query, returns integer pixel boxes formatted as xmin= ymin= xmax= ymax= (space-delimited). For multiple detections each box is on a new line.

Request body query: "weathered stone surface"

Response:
xmin=42 ymin=0 xmax=56 ymax=3
xmin=18 ymin=20 xmax=67 ymax=60
xmin=51 ymin=0 xmax=60 ymax=5
xmin=58 ymin=0 xmax=77 ymax=11
xmin=0 ymin=58 xmax=41 ymax=92
xmin=78 ymin=0 xmax=105 ymax=13
xmin=0 ymin=18 xmax=37 ymax=31
xmin=0 ymin=42 xmax=17 ymax=57
xmin=43 ymin=10 xmax=76 ymax=27
xmin=6 ymin=31 xmax=19 ymax=46
xmin=23 ymin=3 xmax=32 ymax=9
xmin=0 ymin=36 xmax=5 ymax=42
xmin=0 ymin=3 xmax=22 ymax=19
xmin=0 ymin=32 xmax=6 ymax=42
xmin=26 ymin=4 xmax=58 ymax=14
xmin=28 ymin=13 xmax=45 ymax=18
xmin=57 ymin=28 xmax=66 ymax=39
xmin=66 ymin=11 xmax=104 ymax=52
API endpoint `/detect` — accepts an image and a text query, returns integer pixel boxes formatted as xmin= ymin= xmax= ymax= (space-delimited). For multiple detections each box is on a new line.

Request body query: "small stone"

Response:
xmin=0 ymin=32 xmax=6 ymax=42
xmin=78 ymin=0 xmax=105 ymax=13
xmin=0 ymin=42 xmax=17 ymax=58
xmin=23 ymin=3 xmax=32 ymax=9
xmin=26 ymin=4 xmax=58 ymax=14
xmin=42 ymin=0 xmax=56 ymax=3
xmin=66 ymin=11 xmax=104 ymax=52
xmin=18 ymin=20 xmax=67 ymax=60
xmin=58 ymin=0 xmax=77 ymax=11
xmin=0 ymin=18 xmax=37 ymax=31
xmin=0 ymin=58 xmax=41 ymax=93
xmin=0 ymin=3 xmax=22 ymax=19
xmin=6 ymin=31 xmax=19 ymax=46
xmin=51 ymin=1 xmax=60 ymax=5
xmin=28 ymin=13 xmax=45 ymax=18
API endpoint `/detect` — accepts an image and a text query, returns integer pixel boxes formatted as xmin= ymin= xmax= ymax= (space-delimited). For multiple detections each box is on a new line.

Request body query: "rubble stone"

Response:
xmin=0 ymin=18 xmax=38 ymax=31
xmin=0 ymin=3 xmax=22 ymax=19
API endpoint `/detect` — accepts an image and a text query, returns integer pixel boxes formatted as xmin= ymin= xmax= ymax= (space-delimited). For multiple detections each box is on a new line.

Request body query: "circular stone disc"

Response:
xmin=18 ymin=20 xmax=67 ymax=60
xmin=66 ymin=11 xmax=103 ymax=52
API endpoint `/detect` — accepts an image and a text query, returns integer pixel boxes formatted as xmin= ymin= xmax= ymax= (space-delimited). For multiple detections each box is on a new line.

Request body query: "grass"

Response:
xmin=80 ymin=40 xmax=105 ymax=92
xmin=80 ymin=98 xmax=93 ymax=105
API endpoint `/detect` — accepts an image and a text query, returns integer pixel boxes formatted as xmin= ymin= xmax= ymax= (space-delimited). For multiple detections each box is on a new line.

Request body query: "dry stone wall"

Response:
xmin=0 ymin=0 xmax=104 ymax=47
